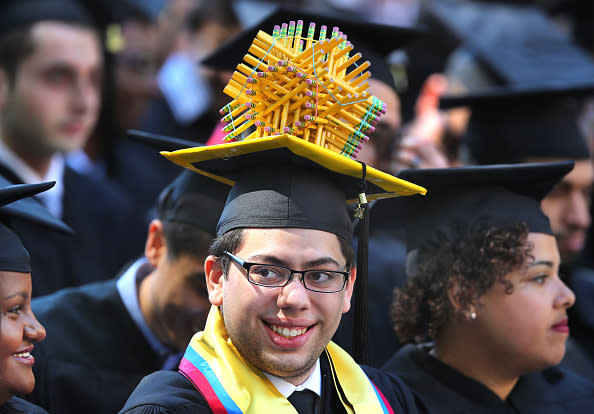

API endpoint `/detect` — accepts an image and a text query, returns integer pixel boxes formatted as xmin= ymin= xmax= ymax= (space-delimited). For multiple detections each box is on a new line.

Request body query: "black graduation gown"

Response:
xmin=119 ymin=352 xmax=429 ymax=414
xmin=563 ymin=267 xmax=594 ymax=381
xmin=383 ymin=344 xmax=594 ymax=413
xmin=26 ymin=278 xmax=163 ymax=414
xmin=333 ymin=232 xmax=408 ymax=368
xmin=0 ymin=397 xmax=48 ymax=414
xmin=110 ymin=138 xmax=185 ymax=225
xmin=0 ymin=163 xmax=146 ymax=296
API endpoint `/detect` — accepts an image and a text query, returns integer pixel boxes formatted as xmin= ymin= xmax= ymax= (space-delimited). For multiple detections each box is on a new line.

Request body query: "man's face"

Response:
xmin=540 ymin=159 xmax=594 ymax=267
xmin=208 ymin=228 xmax=355 ymax=386
xmin=1 ymin=22 xmax=102 ymax=157
xmin=149 ymin=254 xmax=211 ymax=352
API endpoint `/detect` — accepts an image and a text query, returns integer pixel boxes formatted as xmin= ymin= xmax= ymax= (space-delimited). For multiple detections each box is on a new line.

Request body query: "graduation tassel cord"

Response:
xmin=353 ymin=161 xmax=369 ymax=366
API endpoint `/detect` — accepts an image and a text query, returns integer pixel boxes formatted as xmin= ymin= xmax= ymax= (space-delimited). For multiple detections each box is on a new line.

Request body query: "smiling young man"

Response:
xmin=120 ymin=154 xmax=428 ymax=414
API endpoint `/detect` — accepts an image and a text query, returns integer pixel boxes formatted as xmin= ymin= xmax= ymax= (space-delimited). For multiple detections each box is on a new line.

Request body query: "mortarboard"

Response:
xmin=0 ymin=181 xmax=71 ymax=273
xmin=200 ymin=4 xmax=422 ymax=90
xmin=0 ymin=0 xmax=165 ymax=39
xmin=156 ymin=170 xmax=230 ymax=236
xmin=127 ymin=129 xmax=204 ymax=152
xmin=440 ymin=86 xmax=592 ymax=164
xmin=145 ymin=12 xmax=427 ymax=364
xmin=370 ymin=161 xmax=573 ymax=254
xmin=0 ymin=0 xmax=94 ymax=36
xmin=424 ymin=0 xmax=594 ymax=87
xmin=0 ymin=176 xmax=73 ymax=235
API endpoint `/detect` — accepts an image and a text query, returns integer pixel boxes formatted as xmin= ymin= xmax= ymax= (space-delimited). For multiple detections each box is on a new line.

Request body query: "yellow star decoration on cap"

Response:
xmin=219 ymin=20 xmax=385 ymax=160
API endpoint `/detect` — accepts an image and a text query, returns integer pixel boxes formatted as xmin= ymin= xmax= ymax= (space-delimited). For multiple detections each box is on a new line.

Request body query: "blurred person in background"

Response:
xmin=27 ymin=167 xmax=228 ymax=414
xmin=0 ymin=0 xmax=145 ymax=296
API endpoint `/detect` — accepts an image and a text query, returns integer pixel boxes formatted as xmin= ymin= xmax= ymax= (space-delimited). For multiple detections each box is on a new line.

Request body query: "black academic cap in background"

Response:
xmin=0 ymin=0 xmax=94 ymax=36
xmin=0 ymin=0 xmax=163 ymax=37
xmin=127 ymin=130 xmax=204 ymax=152
xmin=201 ymin=4 xmax=422 ymax=90
xmin=156 ymin=170 xmax=230 ymax=236
xmin=0 ymin=181 xmax=72 ymax=273
xmin=424 ymin=0 xmax=594 ymax=87
xmin=80 ymin=0 xmax=166 ymax=25
xmin=370 ymin=161 xmax=573 ymax=252
xmin=0 ymin=178 xmax=73 ymax=235
xmin=440 ymin=85 xmax=592 ymax=164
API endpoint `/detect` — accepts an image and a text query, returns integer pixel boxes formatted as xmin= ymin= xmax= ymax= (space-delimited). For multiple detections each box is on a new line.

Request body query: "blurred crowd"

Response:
xmin=1 ymin=0 xmax=594 ymax=412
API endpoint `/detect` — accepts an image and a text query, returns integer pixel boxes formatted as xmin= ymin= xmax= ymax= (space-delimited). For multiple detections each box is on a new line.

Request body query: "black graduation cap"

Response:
xmin=161 ymin=136 xmax=425 ymax=242
xmin=156 ymin=170 xmax=230 ymax=236
xmin=200 ymin=4 xmax=422 ymax=89
xmin=370 ymin=161 xmax=573 ymax=252
xmin=0 ymin=177 xmax=73 ymax=235
xmin=126 ymin=129 xmax=204 ymax=152
xmin=440 ymin=85 xmax=592 ymax=164
xmin=424 ymin=0 xmax=594 ymax=86
xmin=0 ymin=0 xmax=94 ymax=36
xmin=0 ymin=181 xmax=71 ymax=273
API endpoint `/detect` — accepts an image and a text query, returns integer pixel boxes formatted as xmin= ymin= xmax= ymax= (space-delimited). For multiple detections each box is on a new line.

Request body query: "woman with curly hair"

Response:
xmin=382 ymin=162 xmax=594 ymax=413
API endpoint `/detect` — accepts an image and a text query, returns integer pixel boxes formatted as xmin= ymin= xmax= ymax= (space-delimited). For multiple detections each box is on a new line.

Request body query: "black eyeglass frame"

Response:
xmin=223 ymin=251 xmax=349 ymax=293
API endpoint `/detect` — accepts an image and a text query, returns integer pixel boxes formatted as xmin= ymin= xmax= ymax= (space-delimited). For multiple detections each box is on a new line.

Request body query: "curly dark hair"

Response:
xmin=391 ymin=222 xmax=532 ymax=343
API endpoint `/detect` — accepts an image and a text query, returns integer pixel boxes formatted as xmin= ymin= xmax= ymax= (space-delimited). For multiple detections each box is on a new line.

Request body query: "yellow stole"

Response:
xmin=178 ymin=306 xmax=393 ymax=413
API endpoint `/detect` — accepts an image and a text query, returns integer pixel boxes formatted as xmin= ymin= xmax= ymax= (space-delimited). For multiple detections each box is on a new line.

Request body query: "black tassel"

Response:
xmin=354 ymin=162 xmax=369 ymax=365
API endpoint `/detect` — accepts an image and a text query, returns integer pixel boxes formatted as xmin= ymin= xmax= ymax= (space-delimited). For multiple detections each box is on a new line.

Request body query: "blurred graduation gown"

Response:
xmin=384 ymin=344 xmax=594 ymax=414
xmin=0 ymin=397 xmax=48 ymax=414
xmin=0 ymin=164 xmax=145 ymax=296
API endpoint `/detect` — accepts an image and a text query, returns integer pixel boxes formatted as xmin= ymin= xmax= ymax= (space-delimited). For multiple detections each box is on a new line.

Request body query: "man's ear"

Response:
xmin=341 ymin=266 xmax=357 ymax=314
xmin=205 ymin=255 xmax=224 ymax=306
xmin=144 ymin=219 xmax=166 ymax=267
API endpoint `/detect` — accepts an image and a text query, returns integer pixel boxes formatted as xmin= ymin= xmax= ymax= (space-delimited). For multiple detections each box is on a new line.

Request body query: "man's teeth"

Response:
xmin=270 ymin=325 xmax=307 ymax=337
xmin=12 ymin=352 xmax=31 ymax=358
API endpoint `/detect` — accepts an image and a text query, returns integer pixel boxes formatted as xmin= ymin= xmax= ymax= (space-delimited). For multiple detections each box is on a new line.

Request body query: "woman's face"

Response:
xmin=475 ymin=233 xmax=575 ymax=374
xmin=0 ymin=272 xmax=46 ymax=402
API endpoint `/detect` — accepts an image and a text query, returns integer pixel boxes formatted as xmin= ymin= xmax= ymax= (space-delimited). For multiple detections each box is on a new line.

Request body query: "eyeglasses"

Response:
xmin=223 ymin=251 xmax=349 ymax=293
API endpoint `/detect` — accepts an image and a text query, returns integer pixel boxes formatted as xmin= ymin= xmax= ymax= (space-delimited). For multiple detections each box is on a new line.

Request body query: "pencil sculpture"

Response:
xmin=219 ymin=19 xmax=385 ymax=159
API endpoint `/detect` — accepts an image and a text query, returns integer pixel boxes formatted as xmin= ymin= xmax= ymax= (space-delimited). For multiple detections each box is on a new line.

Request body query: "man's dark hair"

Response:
xmin=209 ymin=228 xmax=355 ymax=277
xmin=162 ymin=220 xmax=214 ymax=261
xmin=0 ymin=26 xmax=35 ymax=81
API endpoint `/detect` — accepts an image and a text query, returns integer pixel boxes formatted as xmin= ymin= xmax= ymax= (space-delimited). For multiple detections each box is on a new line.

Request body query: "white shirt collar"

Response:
xmin=0 ymin=138 xmax=65 ymax=218
xmin=264 ymin=358 xmax=322 ymax=398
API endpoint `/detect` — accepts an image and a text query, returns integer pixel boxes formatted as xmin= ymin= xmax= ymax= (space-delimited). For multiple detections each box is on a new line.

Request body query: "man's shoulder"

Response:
xmin=63 ymin=166 xmax=135 ymax=209
xmin=361 ymin=364 xmax=431 ymax=414
xmin=120 ymin=370 xmax=211 ymax=414
xmin=32 ymin=280 xmax=118 ymax=322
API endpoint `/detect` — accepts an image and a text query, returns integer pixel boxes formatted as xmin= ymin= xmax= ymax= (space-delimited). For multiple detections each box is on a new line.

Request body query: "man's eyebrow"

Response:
xmin=247 ymin=255 xmax=342 ymax=268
